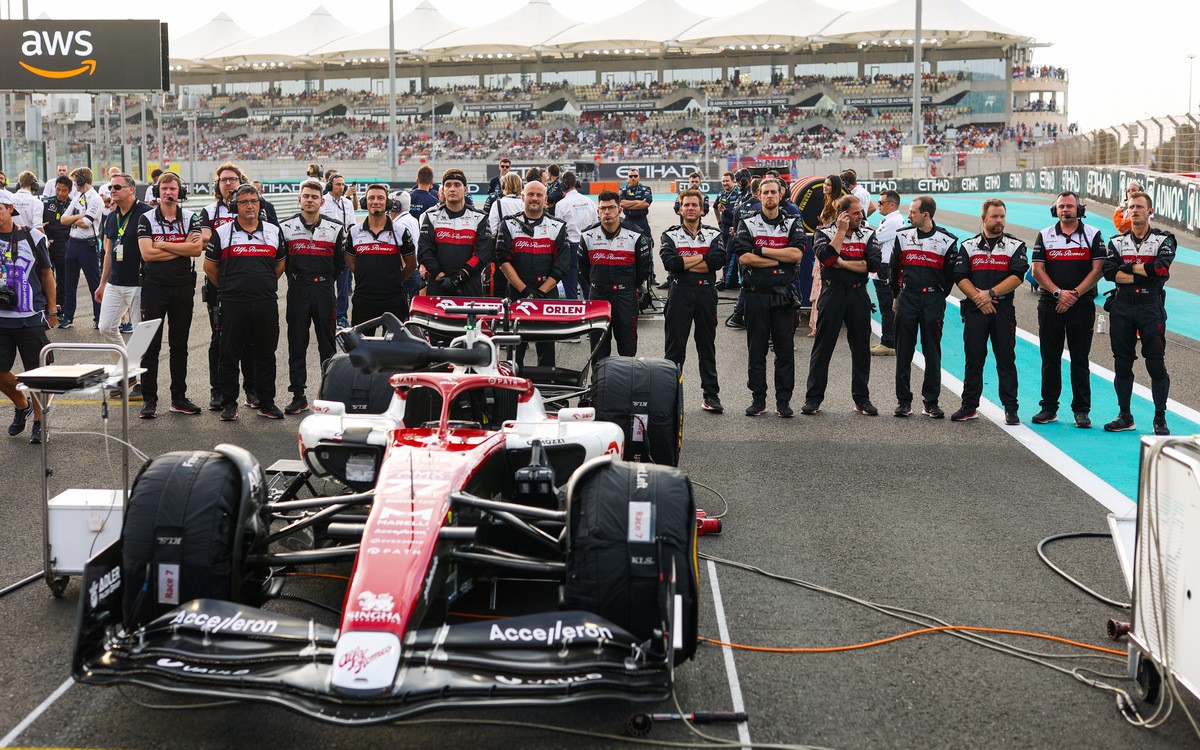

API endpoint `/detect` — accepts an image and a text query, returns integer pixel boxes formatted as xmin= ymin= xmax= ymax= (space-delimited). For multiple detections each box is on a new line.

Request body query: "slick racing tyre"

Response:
xmin=591 ymin=356 xmax=683 ymax=466
xmin=121 ymin=449 xmax=266 ymax=629
xmin=789 ymin=175 xmax=827 ymax=233
xmin=564 ymin=457 xmax=699 ymax=665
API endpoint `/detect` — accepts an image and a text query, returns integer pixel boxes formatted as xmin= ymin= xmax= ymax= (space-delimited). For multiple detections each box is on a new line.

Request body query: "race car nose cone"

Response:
xmin=331 ymin=631 xmax=402 ymax=693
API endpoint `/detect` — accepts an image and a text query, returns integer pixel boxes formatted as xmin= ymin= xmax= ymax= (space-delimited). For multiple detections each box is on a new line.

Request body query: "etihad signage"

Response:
xmin=1 ymin=20 xmax=167 ymax=91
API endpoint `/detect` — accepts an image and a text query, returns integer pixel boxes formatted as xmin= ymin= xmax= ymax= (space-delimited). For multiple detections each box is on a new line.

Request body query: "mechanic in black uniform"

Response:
xmin=579 ymin=190 xmax=652 ymax=363
xmin=672 ymin=172 xmax=710 ymax=217
xmin=1101 ymin=190 xmax=1175 ymax=435
xmin=136 ymin=172 xmax=203 ymax=419
xmin=723 ymin=176 xmax=762 ymax=329
xmin=494 ymin=180 xmax=571 ymax=369
xmin=731 ymin=178 xmax=806 ymax=417
xmin=619 ymin=169 xmax=654 ymax=283
xmin=418 ymin=168 xmax=491 ymax=298
xmin=803 ymin=195 xmax=882 ymax=416
xmin=199 ymin=163 xmax=259 ymax=411
xmin=661 ymin=188 xmax=726 ymax=414
xmin=887 ymin=196 xmax=959 ymax=420
xmin=279 ymin=178 xmax=347 ymax=415
xmin=40 ymin=176 xmax=72 ymax=312
xmin=951 ymin=198 xmax=1028 ymax=424
xmin=348 ymin=183 xmax=416 ymax=326
xmin=203 ymin=183 xmax=287 ymax=421
xmin=719 ymin=168 xmax=752 ymax=291
xmin=1030 ymin=191 xmax=1105 ymax=427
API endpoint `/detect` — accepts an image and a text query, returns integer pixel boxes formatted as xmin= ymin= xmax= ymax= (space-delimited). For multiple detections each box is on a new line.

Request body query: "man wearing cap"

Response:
xmin=419 ymin=169 xmax=491 ymax=301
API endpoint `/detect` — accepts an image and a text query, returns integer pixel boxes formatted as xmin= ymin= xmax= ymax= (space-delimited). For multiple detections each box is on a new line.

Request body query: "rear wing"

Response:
xmin=410 ymin=296 xmax=612 ymax=342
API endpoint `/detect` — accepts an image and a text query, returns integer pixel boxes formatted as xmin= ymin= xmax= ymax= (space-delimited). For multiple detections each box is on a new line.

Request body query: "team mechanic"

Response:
xmin=951 ymin=198 xmax=1029 ymax=424
xmin=660 ymin=188 xmax=727 ymax=414
xmin=321 ymin=173 xmax=357 ymax=329
xmin=494 ymin=180 xmax=571 ymax=369
xmin=803 ymin=195 xmax=882 ymax=416
xmin=418 ymin=168 xmax=491 ymax=299
xmin=579 ymin=190 xmax=652 ymax=364
xmin=136 ymin=172 xmax=203 ymax=419
xmin=888 ymin=196 xmax=959 ymax=420
xmin=1030 ymin=191 xmax=1105 ymax=428
xmin=199 ymin=163 xmax=259 ymax=411
xmin=1101 ymin=190 xmax=1175 ymax=436
xmin=732 ymin=178 xmax=806 ymax=418
xmin=719 ymin=168 xmax=753 ymax=292
xmin=203 ymin=183 xmax=287 ymax=422
xmin=348 ymin=184 xmax=416 ymax=327
xmin=618 ymin=168 xmax=655 ymax=289
xmin=279 ymin=178 xmax=347 ymax=415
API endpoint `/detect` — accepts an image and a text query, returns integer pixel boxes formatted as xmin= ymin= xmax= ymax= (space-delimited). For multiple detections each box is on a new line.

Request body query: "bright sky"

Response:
xmin=17 ymin=0 xmax=1200 ymax=132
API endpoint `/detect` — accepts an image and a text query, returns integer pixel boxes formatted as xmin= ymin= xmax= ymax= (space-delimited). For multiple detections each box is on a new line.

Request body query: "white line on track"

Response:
xmin=707 ymin=559 xmax=752 ymax=749
xmin=0 ymin=677 xmax=73 ymax=748
xmin=872 ymin=316 xmax=1136 ymax=517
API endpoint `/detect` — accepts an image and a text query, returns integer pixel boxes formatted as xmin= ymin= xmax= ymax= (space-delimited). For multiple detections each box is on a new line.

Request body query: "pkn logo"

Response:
xmin=19 ymin=29 xmax=96 ymax=79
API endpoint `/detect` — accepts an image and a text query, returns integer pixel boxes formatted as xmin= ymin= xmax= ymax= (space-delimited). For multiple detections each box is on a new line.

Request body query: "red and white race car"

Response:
xmin=73 ymin=301 xmax=698 ymax=725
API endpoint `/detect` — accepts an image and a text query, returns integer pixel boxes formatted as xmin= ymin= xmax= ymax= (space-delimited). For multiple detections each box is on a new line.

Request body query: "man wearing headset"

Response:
xmin=321 ymin=173 xmax=356 ymax=329
xmin=199 ymin=163 xmax=260 ymax=411
xmin=58 ymin=167 xmax=104 ymax=330
xmin=348 ymin=183 xmax=416 ymax=326
xmin=203 ymin=183 xmax=287 ymax=422
xmin=1030 ymin=191 xmax=1105 ymax=428
xmin=1101 ymin=191 xmax=1175 ymax=435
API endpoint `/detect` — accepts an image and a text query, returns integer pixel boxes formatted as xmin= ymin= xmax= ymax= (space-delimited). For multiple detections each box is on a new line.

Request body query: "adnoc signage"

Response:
xmin=1 ymin=20 xmax=168 ymax=91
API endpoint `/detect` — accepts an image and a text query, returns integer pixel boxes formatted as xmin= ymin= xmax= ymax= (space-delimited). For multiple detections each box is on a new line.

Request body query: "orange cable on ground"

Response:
xmin=701 ymin=625 xmax=1125 ymax=656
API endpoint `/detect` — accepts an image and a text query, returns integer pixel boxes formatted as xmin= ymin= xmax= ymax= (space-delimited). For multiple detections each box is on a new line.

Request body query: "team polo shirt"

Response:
xmin=204 ymin=219 xmax=286 ymax=302
xmin=347 ymin=217 xmax=414 ymax=301
xmin=1031 ymin=222 xmax=1105 ymax=299
xmin=888 ymin=224 xmax=958 ymax=294
xmin=279 ymin=213 xmax=346 ymax=280
xmin=137 ymin=206 xmax=200 ymax=287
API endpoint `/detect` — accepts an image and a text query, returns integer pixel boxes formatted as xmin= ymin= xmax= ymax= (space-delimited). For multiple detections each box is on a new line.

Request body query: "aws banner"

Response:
xmin=0 ymin=20 xmax=167 ymax=91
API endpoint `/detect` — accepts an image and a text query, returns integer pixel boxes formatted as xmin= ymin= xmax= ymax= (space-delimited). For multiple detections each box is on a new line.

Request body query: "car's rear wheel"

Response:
xmin=591 ymin=356 xmax=683 ymax=466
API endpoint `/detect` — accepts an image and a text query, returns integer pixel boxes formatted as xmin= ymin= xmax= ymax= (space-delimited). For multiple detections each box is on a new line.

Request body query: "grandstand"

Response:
xmin=6 ymin=0 xmax=1075 ymax=182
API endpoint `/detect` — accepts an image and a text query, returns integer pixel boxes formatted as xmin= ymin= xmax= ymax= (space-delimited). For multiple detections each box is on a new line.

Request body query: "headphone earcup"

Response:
xmin=1078 ymin=204 xmax=1086 ymax=218
xmin=1050 ymin=206 xmax=1057 ymax=218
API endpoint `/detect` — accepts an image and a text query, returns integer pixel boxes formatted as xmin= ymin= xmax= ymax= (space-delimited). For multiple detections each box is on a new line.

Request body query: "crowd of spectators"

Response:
xmin=1011 ymin=65 xmax=1067 ymax=80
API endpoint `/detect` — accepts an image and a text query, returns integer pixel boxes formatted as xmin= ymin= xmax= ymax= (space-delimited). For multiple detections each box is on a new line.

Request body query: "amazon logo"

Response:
xmin=19 ymin=29 xmax=96 ymax=80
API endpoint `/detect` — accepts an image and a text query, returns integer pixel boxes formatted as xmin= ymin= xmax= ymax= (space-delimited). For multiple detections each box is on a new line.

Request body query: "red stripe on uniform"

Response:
xmin=512 ymin=237 xmax=556 ymax=255
xmin=435 ymin=228 xmax=477 ymax=246
xmin=288 ymin=239 xmax=337 ymax=256
xmin=355 ymin=243 xmax=399 ymax=255
xmin=223 ymin=243 xmax=278 ymax=258
xmin=901 ymin=250 xmax=946 ymax=268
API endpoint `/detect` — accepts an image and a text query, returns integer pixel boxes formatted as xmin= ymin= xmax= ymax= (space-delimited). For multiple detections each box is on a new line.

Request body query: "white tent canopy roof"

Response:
xmin=677 ymin=0 xmax=846 ymax=48
xmin=212 ymin=7 xmax=358 ymax=63
xmin=308 ymin=1 xmax=464 ymax=58
xmin=422 ymin=0 xmax=581 ymax=55
xmin=169 ymin=12 xmax=257 ymax=63
xmin=543 ymin=0 xmax=709 ymax=51
xmin=817 ymin=0 xmax=1031 ymax=46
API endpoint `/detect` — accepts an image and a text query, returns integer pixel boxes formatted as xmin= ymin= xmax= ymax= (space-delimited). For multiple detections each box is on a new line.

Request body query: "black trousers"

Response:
xmin=1036 ymin=295 xmax=1095 ymax=413
xmin=1109 ymin=297 xmax=1169 ymax=412
xmin=745 ymin=292 xmax=796 ymax=405
xmin=664 ymin=283 xmax=720 ymax=399
xmin=894 ymin=291 xmax=946 ymax=406
xmin=207 ymin=281 xmax=255 ymax=399
xmin=139 ymin=281 xmax=195 ymax=403
xmin=218 ymin=299 xmax=278 ymax=408
xmin=588 ymin=286 xmax=638 ymax=362
xmin=961 ymin=302 xmax=1017 ymax=411
xmin=873 ymin=263 xmax=895 ymax=347
xmin=517 ymin=287 xmax=557 ymax=369
xmin=287 ymin=279 xmax=337 ymax=395
xmin=805 ymin=284 xmax=872 ymax=405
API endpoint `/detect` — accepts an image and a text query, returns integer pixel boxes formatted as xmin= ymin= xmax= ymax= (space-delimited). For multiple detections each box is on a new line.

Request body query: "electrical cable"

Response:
xmin=1036 ymin=532 xmax=1130 ymax=609
xmin=689 ymin=480 xmax=729 ymax=519
xmin=0 ymin=572 xmax=43 ymax=599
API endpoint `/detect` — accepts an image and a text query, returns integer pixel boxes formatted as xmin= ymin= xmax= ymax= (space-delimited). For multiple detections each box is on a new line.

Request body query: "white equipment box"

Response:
xmin=47 ymin=489 xmax=124 ymax=575
xmin=1130 ymin=437 xmax=1200 ymax=702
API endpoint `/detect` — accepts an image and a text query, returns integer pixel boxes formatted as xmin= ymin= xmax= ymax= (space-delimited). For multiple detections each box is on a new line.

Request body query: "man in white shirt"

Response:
xmin=42 ymin=165 xmax=69 ymax=197
xmin=320 ymin=174 xmax=356 ymax=327
xmin=58 ymin=167 xmax=106 ymax=328
xmin=553 ymin=171 xmax=596 ymax=300
xmin=11 ymin=172 xmax=44 ymax=231
xmin=870 ymin=189 xmax=904 ymax=355
xmin=842 ymin=169 xmax=877 ymax=219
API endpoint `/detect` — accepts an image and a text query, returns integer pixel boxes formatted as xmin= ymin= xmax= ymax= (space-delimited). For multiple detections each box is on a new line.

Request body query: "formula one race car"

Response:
xmin=73 ymin=302 xmax=699 ymax=725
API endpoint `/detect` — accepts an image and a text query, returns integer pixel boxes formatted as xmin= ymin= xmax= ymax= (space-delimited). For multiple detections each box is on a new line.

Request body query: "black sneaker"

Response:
xmin=29 ymin=420 xmax=42 ymax=445
xmin=8 ymin=401 xmax=33 ymax=436
xmin=800 ymin=400 xmax=821 ymax=415
xmin=208 ymin=393 xmax=223 ymax=411
xmin=745 ymin=401 xmax=766 ymax=417
xmin=245 ymin=392 xmax=261 ymax=409
xmin=1154 ymin=413 xmax=1170 ymax=436
xmin=725 ymin=312 xmax=745 ymax=329
xmin=1005 ymin=410 xmax=1020 ymax=426
xmin=1103 ymin=413 xmax=1135 ymax=432
xmin=57 ymin=317 xmax=73 ymax=329
xmin=1031 ymin=409 xmax=1057 ymax=424
xmin=922 ymin=401 xmax=945 ymax=419
xmin=894 ymin=403 xmax=912 ymax=418
xmin=139 ymin=399 xmax=157 ymax=419
xmin=854 ymin=401 xmax=879 ymax=416
xmin=702 ymin=395 xmax=724 ymax=414
xmin=950 ymin=407 xmax=978 ymax=422
xmin=128 ymin=383 xmax=143 ymax=402
xmin=220 ymin=402 xmax=238 ymax=422
xmin=776 ymin=404 xmax=794 ymax=418
xmin=1074 ymin=412 xmax=1092 ymax=429
xmin=258 ymin=403 xmax=284 ymax=420
xmin=285 ymin=394 xmax=310 ymax=415
xmin=170 ymin=397 xmax=202 ymax=416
